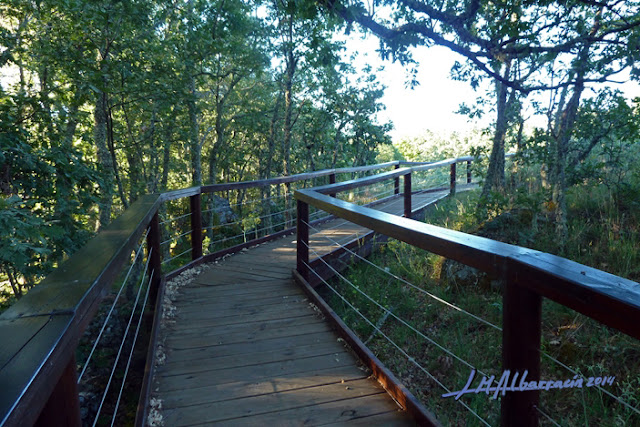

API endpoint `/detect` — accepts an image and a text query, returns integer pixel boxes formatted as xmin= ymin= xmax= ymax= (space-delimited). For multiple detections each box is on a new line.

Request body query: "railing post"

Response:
xmin=296 ymin=199 xmax=309 ymax=282
xmin=35 ymin=356 xmax=81 ymax=427
xmin=502 ymin=266 xmax=542 ymax=427
xmin=404 ymin=173 xmax=412 ymax=218
xmin=450 ymin=162 xmax=457 ymax=195
xmin=466 ymin=160 xmax=472 ymax=184
xmin=147 ymin=212 xmax=162 ymax=298
xmin=394 ymin=164 xmax=400 ymax=195
xmin=190 ymin=193 xmax=203 ymax=259
xmin=329 ymin=173 xmax=336 ymax=198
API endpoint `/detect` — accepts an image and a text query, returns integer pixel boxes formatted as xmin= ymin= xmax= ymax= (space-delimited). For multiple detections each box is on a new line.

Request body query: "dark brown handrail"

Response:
xmin=293 ymin=156 xmax=640 ymax=426
xmin=0 ymin=159 xmax=410 ymax=426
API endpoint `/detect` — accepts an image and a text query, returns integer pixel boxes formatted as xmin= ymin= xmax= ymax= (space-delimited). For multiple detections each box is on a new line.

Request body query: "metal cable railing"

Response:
xmin=302 ymin=256 xmax=493 ymax=427
xmin=92 ymin=247 xmax=153 ymax=426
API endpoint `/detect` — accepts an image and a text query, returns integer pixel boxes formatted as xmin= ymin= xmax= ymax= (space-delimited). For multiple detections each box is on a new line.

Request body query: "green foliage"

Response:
xmin=393 ymin=129 xmax=491 ymax=162
xmin=0 ymin=0 xmax=394 ymax=305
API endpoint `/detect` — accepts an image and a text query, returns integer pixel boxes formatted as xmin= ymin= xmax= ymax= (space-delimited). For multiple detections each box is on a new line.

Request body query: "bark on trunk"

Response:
xmin=95 ymin=90 xmax=114 ymax=230
xmin=481 ymin=61 xmax=511 ymax=199
xmin=188 ymin=74 xmax=202 ymax=186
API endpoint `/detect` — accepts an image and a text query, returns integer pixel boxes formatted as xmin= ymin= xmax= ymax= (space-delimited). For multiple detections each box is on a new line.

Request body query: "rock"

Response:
xmin=208 ymin=195 xmax=237 ymax=224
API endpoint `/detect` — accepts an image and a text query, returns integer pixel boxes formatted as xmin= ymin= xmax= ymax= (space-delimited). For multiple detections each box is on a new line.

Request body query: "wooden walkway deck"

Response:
xmin=149 ymin=190 xmax=455 ymax=426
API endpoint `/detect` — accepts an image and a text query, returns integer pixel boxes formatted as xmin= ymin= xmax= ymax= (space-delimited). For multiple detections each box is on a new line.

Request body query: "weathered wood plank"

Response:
xmin=327 ymin=410 xmax=416 ymax=426
xmin=165 ymin=318 xmax=330 ymax=351
xmin=158 ymin=339 xmax=349 ymax=377
xmin=193 ymin=393 xmax=407 ymax=426
xmin=157 ymin=351 xmax=358 ymax=393
xmin=171 ymin=293 xmax=309 ymax=314
xmin=159 ymin=364 xmax=369 ymax=410
xmin=171 ymin=288 xmax=304 ymax=306
xmin=162 ymin=378 xmax=385 ymax=426
xmin=173 ymin=298 xmax=314 ymax=322
xmin=161 ymin=330 xmax=341 ymax=363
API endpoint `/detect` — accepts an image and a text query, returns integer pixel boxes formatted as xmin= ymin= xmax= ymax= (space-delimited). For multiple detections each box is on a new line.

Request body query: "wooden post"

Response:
xmin=296 ymin=199 xmax=309 ymax=282
xmin=394 ymin=164 xmax=400 ymax=195
xmin=467 ymin=160 xmax=472 ymax=184
xmin=329 ymin=173 xmax=336 ymax=198
xmin=147 ymin=213 xmax=162 ymax=301
xmin=35 ymin=356 xmax=81 ymax=427
xmin=404 ymin=173 xmax=412 ymax=218
xmin=502 ymin=271 xmax=542 ymax=427
xmin=190 ymin=193 xmax=203 ymax=259
xmin=450 ymin=163 xmax=457 ymax=195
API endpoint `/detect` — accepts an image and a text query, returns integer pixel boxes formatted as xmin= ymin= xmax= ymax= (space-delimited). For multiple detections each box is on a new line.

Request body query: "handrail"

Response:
xmin=292 ymin=154 xmax=640 ymax=426
xmin=200 ymin=161 xmax=400 ymax=193
xmin=0 ymin=159 xmax=406 ymax=426
xmin=0 ymin=194 xmax=163 ymax=426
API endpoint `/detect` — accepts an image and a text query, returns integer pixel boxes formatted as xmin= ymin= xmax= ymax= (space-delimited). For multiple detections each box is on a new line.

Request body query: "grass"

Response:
xmin=320 ymin=184 xmax=640 ymax=426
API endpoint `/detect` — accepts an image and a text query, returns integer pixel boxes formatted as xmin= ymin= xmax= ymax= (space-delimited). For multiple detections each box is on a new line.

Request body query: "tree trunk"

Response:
xmin=261 ymin=95 xmax=282 ymax=234
xmin=481 ymin=61 xmax=511 ymax=199
xmin=187 ymin=74 xmax=202 ymax=186
xmin=95 ymin=89 xmax=114 ymax=230
xmin=550 ymin=44 xmax=590 ymax=246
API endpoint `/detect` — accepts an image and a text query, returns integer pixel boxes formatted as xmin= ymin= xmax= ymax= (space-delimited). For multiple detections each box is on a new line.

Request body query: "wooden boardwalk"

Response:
xmin=149 ymin=190 xmax=453 ymax=426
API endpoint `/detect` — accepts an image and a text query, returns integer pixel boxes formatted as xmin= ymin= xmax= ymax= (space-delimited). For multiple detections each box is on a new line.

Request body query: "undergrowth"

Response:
xmin=320 ymin=179 xmax=640 ymax=426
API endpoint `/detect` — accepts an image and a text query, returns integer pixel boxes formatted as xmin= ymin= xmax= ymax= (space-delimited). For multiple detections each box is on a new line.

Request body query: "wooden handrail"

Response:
xmin=0 ymin=194 xmax=162 ymax=426
xmin=200 ymin=161 xmax=400 ymax=193
xmin=293 ymin=157 xmax=640 ymax=426
xmin=0 ymin=155 xmax=495 ymax=426
xmin=0 ymin=159 xmax=404 ymax=426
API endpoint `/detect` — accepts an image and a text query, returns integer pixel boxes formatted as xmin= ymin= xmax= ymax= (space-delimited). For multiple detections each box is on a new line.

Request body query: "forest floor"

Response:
xmin=320 ymin=186 xmax=640 ymax=426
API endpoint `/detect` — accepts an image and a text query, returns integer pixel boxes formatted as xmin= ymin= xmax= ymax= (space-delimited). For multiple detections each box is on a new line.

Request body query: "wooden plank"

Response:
xmin=171 ymin=308 xmax=318 ymax=329
xmin=171 ymin=288 xmax=303 ymax=306
xmin=157 ymin=351 xmax=358 ymax=393
xmin=166 ymin=310 xmax=313 ymax=333
xmin=161 ymin=378 xmax=385 ymax=426
xmin=160 ymin=339 xmax=347 ymax=378
xmin=165 ymin=312 xmax=318 ymax=337
xmin=293 ymin=270 xmax=440 ymax=426
xmin=158 ymin=331 xmax=343 ymax=363
xmin=174 ymin=297 xmax=312 ymax=321
xmin=198 ymin=393 xmax=406 ymax=426
xmin=205 ymin=263 xmax=292 ymax=280
xmin=220 ymin=260 xmax=294 ymax=274
xmin=189 ymin=268 xmax=287 ymax=283
xmin=165 ymin=319 xmax=330 ymax=351
xmin=181 ymin=281 xmax=291 ymax=295
xmin=172 ymin=293 xmax=309 ymax=315
xmin=159 ymin=364 xmax=369 ymax=410
xmin=328 ymin=410 xmax=416 ymax=426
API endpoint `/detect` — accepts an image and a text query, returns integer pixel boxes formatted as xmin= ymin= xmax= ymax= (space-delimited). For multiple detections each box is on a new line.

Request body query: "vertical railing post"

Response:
xmin=394 ymin=164 xmax=400 ymax=195
xmin=190 ymin=192 xmax=203 ymax=259
xmin=502 ymin=265 xmax=542 ymax=427
xmin=147 ymin=212 xmax=162 ymax=299
xmin=466 ymin=160 xmax=472 ymax=184
xmin=329 ymin=172 xmax=336 ymax=198
xmin=35 ymin=356 xmax=81 ymax=427
xmin=450 ymin=162 xmax=457 ymax=195
xmin=404 ymin=173 xmax=412 ymax=218
xmin=296 ymin=199 xmax=309 ymax=281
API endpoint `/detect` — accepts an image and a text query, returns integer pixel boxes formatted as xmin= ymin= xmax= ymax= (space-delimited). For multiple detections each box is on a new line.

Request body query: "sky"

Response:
xmin=339 ymin=30 xmax=640 ymax=142
xmin=3 ymin=23 xmax=640 ymax=143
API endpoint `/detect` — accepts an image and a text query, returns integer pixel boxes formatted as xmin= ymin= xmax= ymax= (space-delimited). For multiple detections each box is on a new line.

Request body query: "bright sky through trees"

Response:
xmin=339 ymin=30 xmax=640 ymax=142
